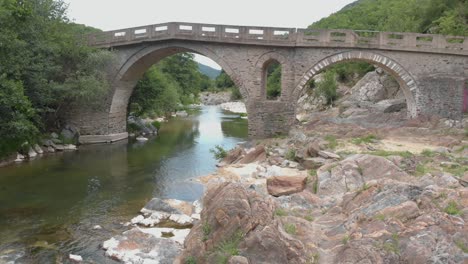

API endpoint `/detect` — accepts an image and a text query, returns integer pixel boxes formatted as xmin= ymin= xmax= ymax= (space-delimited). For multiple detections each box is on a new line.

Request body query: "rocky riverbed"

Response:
xmin=100 ymin=114 xmax=468 ymax=263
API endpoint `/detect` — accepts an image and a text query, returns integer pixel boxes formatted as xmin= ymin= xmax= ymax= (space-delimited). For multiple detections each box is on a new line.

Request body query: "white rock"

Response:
xmin=28 ymin=148 xmax=37 ymax=158
xmin=15 ymin=153 xmax=25 ymax=162
xmin=193 ymin=200 xmax=203 ymax=214
xmin=69 ymin=254 xmax=83 ymax=262
xmin=64 ymin=144 xmax=77 ymax=150
xmin=191 ymin=213 xmax=201 ymax=220
xmin=136 ymin=137 xmax=149 ymax=142
xmin=33 ymin=144 xmax=44 ymax=154
xmin=131 ymin=215 xmax=145 ymax=224
xmin=92 ymin=225 xmax=102 ymax=230
xmin=220 ymin=102 xmax=247 ymax=114
xmin=169 ymin=214 xmax=193 ymax=225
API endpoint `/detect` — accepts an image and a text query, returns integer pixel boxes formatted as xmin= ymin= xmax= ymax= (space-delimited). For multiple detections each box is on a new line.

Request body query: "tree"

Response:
xmin=0 ymin=75 xmax=38 ymax=157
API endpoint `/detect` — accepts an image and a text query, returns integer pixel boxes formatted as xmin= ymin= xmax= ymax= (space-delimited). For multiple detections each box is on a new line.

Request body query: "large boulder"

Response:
xmin=179 ymin=183 xmax=308 ymax=264
xmin=317 ymin=154 xmax=410 ymax=196
xmin=239 ymin=146 xmax=266 ymax=164
xmin=350 ymin=70 xmax=401 ymax=103
xmin=372 ymin=98 xmax=407 ymax=113
xmin=267 ymin=176 xmax=307 ymax=197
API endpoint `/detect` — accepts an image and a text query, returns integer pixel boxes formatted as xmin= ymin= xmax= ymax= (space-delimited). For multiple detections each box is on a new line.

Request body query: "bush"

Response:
xmin=230 ymin=87 xmax=242 ymax=100
xmin=210 ymin=145 xmax=228 ymax=160
xmin=316 ymin=71 xmax=338 ymax=105
xmin=151 ymin=121 xmax=161 ymax=130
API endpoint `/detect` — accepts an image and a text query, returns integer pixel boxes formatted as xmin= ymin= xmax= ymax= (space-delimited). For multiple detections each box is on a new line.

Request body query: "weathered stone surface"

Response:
xmin=239 ymin=146 xmax=266 ymax=164
xmin=372 ymin=98 xmax=407 ymax=113
xmin=220 ymin=147 xmax=245 ymax=166
xmin=179 ymin=183 xmax=308 ymax=264
xmin=228 ymin=255 xmax=249 ymax=264
xmin=306 ymin=141 xmax=321 ymax=157
xmin=102 ymin=228 xmax=182 ymax=264
xmin=317 ymin=154 xmax=409 ymax=196
xmin=318 ymin=151 xmax=340 ymax=160
xmin=301 ymin=157 xmax=329 ymax=169
xmin=267 ymin=176 xmax=307 ymax=197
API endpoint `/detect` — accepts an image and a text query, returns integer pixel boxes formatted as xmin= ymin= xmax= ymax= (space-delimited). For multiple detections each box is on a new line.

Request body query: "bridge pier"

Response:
xmin=247 ymin=101 xmax=296 ymax=138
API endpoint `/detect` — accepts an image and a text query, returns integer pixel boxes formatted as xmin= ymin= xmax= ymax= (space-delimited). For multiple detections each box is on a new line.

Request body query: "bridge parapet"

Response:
xmin=87 ymin=22 xmax=468 ymax=55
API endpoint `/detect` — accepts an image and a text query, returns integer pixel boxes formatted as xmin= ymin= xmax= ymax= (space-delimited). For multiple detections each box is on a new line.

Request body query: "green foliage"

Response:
xmin=202 ymin=221 xmax=212 ymax=241
xmin=421 ymin=149 xmax=436 ymax=157
xmin=275 ymin=208 xmax=288 ymax=217
xmin=0 ymin=75 xmax=39 ymax=158
xmin=315 ymin=71 xmax=338 ymax=105
xmin=130 ymin=53 xmax=213 ymax=117
xmin=285 ymin=149 xmax=296 ymax=161
xmin=455 ymin=239 xmax=468 ymax=253
xmin=214 ymin=231 xmax=243 ymax=264
xmin=0 ymin=0 xmax=112 ymax=156
xmin=266 ymin=63 xmax=282 ymax=100
xmin=342 ymin=234 xmax=350 ymax=245
xmin=311 ymin=0 xmax=467 ymax=36
xmin=215 ymin=70 xmax=235 ymax=90
xmin=352 ymin=134 xmax=378 ymax=145
xmin=445 ymin=201 xmax=461 ymax=215
xmin=210 ymin=145 xmax=228 ymax=160
xmin=230 ymin=87 xmax=242 ymax=101
xmin=324 ymin=135 xmax=338 ymax=149
xmin=185 ymin=256 xmax=197 ymax=264
xmin=284 ymin=223 xmax=297 ymax=235
xmin=152 ymin=121 xmax=161 ymax=130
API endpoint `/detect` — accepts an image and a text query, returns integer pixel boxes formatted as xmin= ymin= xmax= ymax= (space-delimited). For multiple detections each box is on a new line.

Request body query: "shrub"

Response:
xmin=284 ymin=223 xmax=297 ymax=235
xmin=210 ymin=145 xmax=228 ymax=160
xmin=445 ymin=201 xmax=461 ymax=215
xmin=324 ymin=135 xmax=338 ymax=149
xmin=285 ymin=149 xmax=296 ymax=161
xmin=152 ymin=121 xmax=161 ymax=130
xmin=315 ymin=71 xmax=338 ymax=105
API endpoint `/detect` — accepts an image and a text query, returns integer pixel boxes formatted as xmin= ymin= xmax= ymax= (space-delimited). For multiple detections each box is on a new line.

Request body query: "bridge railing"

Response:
xmin=86 ymin=22 xmax=468 ymax=54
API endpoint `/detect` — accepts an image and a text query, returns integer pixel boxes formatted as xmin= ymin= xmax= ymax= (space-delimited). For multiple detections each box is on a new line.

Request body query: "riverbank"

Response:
xmin=100 ymin=109 xmax=467 ymax=263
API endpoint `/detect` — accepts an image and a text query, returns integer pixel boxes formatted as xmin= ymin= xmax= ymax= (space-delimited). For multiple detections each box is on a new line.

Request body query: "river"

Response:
xmin=0 ymin=106 xmax=248 ymax=263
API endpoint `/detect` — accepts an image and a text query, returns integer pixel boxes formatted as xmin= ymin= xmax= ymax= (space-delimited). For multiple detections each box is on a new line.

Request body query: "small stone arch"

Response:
xmin=109 ymin=42 xmax=248 ymax=113
xmin=255 ymin=51 xmax=292 ymax=100
xmin=293 ymin=51 xmax=419 ymax=118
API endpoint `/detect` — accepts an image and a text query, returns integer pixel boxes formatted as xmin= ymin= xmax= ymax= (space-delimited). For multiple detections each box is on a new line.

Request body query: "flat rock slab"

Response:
xmin=102 ymin=228 xmax=182 ymax=264
xmin=267 ymin=176 xmax=307 ymax=197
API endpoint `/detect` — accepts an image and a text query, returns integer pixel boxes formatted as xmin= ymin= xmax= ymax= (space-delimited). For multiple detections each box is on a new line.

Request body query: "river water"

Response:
xmin=0 ymin=106 xmax=248 ymax=263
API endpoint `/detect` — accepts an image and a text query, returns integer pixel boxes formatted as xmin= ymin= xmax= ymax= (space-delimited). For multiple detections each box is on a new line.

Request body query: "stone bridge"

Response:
xmin=67 ymin=22 xmax=468 ymax=143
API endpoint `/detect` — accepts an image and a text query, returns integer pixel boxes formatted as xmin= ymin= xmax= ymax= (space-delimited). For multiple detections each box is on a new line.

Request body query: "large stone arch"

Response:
xmin=109 ymin=42 xmax=248 ymax=114
xmin=293 ymin=51 xmax=419 ymax=118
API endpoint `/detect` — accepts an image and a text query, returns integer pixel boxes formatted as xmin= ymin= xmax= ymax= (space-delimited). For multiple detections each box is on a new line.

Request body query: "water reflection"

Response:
xmin=0 ymin=105 xmax=247 ymax=263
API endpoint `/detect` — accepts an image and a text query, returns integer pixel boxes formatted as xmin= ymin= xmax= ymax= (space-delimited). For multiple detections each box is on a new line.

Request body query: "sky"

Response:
xmin=65 ymin=0 xmax=355 ymax=69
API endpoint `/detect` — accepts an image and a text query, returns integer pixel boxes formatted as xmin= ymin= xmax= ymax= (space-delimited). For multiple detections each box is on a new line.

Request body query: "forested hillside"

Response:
xmin=197 ymin=63 xmax=221 ymax=79
xmin=311 ymin=0 xmax=468 ymax=36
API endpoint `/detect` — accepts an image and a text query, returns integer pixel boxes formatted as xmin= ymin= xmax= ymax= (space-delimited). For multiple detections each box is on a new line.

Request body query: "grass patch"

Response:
xmin=357 ymin=183 xmax=371 ymax=194
xmin=304 ymin=215 xmax=315 ymax=222
xmin=185 ymin=256 xmax=197 ymax=264
xmin=367 ymin=150 xmax=413 ymax=159
xmin=202 ymin=222 xmax=212 ymax=241
xmin=445 ymin=165 xmax=468 ymax=177
xmin=324 ymin=135 xmax=338 ymax=149
xmin=275 ymin=208 xmax=288 ymax=217
xmin=415 ymin=164 xmax=429 ymax=176
xmin=307 ymin=253 xmax=320 ymax=264
xmin=382 ymin=233 xmax=400 ymax=254
xmin=214 ymin=231 xmax=243 ymax=264
xmin=421 ymin=149 xmax=436 ymax=157
xmin=444 ymin=201 xmax=462 ymax=216
xmin=375 ymin=214 xmax=386 ymax=221
xmin=342 ymin=234 xmax=350 ymax=245
xmin=455 ymin=239 xmax=468 ymax=253
xmin=284 ymin=223 xmax=297 ymax=235
xmin=351 ymin=134 xmax=377 ymax=145
xmin=285 ymin=149 xmax=296 ymax=161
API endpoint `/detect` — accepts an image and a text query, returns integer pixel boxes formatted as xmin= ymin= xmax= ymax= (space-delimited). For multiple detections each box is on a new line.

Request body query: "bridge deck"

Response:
xmin=86 ymin=22 xmax=468 ymax=56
